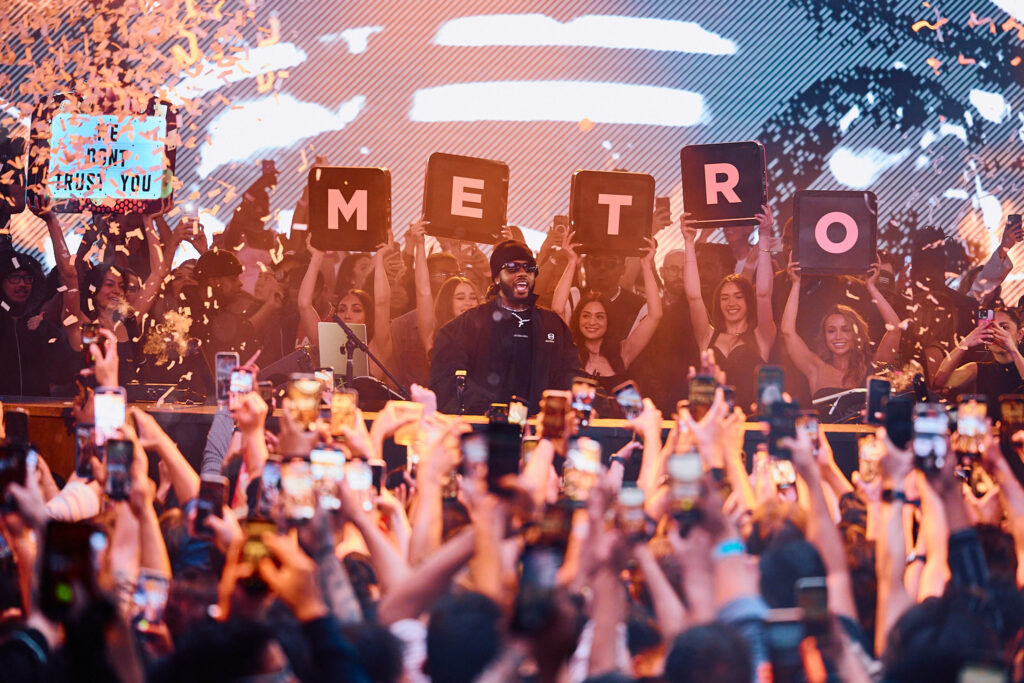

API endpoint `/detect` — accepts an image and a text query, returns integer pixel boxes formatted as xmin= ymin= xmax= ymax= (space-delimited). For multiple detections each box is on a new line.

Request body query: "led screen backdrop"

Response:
xmin=1 ymin=0 xmax=1024 ymax=298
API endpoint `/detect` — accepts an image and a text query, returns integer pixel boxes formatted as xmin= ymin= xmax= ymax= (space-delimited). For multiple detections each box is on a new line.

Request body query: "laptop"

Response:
xmin=317 ymin=322 xmax=369 ymax=378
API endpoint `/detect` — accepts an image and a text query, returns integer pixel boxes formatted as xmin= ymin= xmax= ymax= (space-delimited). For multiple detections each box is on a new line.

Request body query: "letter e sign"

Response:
xmin=307 ymin=166 xmax=390 ymax=252
xmin=793 ymin=190 xmax=877 ymax=275
xmin=423 ymin=152 xmax=508 ymax=244
xmin=680 ymin=141 xmax=766 ymax=227
xmin=570 ymin=170 xmax=654 ymax=256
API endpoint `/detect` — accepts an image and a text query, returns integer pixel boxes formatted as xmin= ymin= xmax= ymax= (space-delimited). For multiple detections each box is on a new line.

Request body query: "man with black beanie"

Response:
xmin=429 ymin=240 xmax=581 ymax=414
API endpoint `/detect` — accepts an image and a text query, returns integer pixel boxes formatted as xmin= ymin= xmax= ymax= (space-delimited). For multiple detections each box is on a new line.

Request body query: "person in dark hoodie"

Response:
xmin=0 ymin=247 xmax=76 ymax=396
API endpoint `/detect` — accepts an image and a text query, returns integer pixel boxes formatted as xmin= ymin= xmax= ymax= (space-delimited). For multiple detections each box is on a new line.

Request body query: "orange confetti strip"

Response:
xmin=926 ymin=57 xmax=941 ymax=74
xmin=1013 ymin=56 xmax=1023 ymax=66
xmin=1003 ymin=17 xmax=1024 ymax=40
xmin=912 ymin=18 xmax=947 ymax=32
xmin=957 ymin=54 xmax=977 ymax=65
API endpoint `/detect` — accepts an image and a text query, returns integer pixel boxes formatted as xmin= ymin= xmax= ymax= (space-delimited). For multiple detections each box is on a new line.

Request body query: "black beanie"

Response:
xmin=489 ymin=240 xmax=535 ymax=278
xmin=194 ymin=249 xmax=243 ymax=282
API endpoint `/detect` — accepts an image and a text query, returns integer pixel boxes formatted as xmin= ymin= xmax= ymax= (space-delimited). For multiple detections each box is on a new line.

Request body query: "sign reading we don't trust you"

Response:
xmin=47 ymin=114 xmax=168 ymax=200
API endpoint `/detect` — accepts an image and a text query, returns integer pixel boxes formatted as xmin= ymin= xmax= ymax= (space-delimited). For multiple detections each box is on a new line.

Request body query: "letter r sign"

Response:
xmin=680 ymin=141 xmax=767 ymax=227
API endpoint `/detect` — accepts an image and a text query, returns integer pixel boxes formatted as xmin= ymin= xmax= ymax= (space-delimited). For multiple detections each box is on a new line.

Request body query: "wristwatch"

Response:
xmin=881 ymin=489 xmax=907 ymax=504
xmin=609 ymin=455 xmax=628 ymax=469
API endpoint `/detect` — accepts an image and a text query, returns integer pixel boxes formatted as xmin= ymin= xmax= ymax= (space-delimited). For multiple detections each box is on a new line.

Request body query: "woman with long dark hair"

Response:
xmin=681 ymin=206 xmax=777 ymax=409
xmin=781 ymin=259 xmax=902 ymax=398
xmin=552 ymin=231 xmax=661 ymax=391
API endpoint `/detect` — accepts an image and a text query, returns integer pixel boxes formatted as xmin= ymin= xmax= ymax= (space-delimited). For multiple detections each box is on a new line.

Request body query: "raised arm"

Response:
xmin=864 ymin=261 xmax=904 ymax=364
xmin=551 ymin=229 xmax=581 ymax=327
xmin=131 ymin=214 xmax=181 ymax=318
xmin=32 ymin=198 xmax=83 ymax=348
xmin=932 ymin=322 xmax=990 ymax=391
xmin=621 ymin=238 xmax=663 ymax=367
xmin=753 ymin=205 xmax=777 ymax=359
xmin=681 ymin=216 xmax=713 ymax=350
xmin=371 ymin=241 xmax=394 ymax=365
xmin=409 ymin=220 xmax=437 ymax=353
xmin=298 ymin=243 xmax=326 ymax=345
xmin=780 ymin=260 xmax=824 ymax=381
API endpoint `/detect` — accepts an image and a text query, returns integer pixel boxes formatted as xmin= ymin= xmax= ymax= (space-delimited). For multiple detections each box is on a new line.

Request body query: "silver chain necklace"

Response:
xmin=498 ymin=301 xmax=531 ymax=327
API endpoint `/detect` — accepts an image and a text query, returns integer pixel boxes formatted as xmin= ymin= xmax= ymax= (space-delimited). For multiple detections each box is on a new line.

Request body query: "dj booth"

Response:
xmin=5 ymin=398 xmax=876 ymax=482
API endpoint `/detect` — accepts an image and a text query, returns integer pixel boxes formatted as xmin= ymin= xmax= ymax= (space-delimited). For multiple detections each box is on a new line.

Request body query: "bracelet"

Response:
xmin=905 ymin=552 xmax=926 ymax=565
xmin=712 ymin=537 xmax=745 ymax=560
xmin=609 ymin=455 xmax=627 ymax=469
xmin=881 ymin=489 xmax=907 ymax=504
xmin=758 ymin=247 xmax=772 ymax=254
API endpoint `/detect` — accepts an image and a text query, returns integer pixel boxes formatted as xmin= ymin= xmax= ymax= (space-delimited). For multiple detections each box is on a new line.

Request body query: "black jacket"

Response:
xmin=429 ymin=298 xmax=581 ymax=414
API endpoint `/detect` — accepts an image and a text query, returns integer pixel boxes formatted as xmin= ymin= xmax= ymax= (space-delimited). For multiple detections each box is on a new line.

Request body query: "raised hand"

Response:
xmin=786 ymin=258 xmax=802 ymax=285
xmin=754 ymin=203 xmax=774 ymax=240
xmin=680 ymin=213 xmax=699 ymax=242
xmin=561 ymin=229 xmax=582 ymax=262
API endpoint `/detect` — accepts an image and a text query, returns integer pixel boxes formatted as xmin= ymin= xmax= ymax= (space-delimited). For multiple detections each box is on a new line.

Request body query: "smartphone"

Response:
xmin=688 ymin=374 xmax=717 ymax=421
xmin=0 ymin=441 xmax=35 ymax=496
xmin=3 ymin=408 xmax=29 ymax=444
xmin=563 ymin=437 xmax=602 ymax=504
xmin=885 ymin=398 xmax=914 ymax=451
xmin=74 ymin=423 xmax=96 ymax=479
xmin=253 ymin=457 xmax=282 ymax=521
xmin=215 ymin=352 xmax=239 ymax=404
xmin=486 ymin=423 xmax=522 ymax=496
xmin=345 ymin=459 xmax=373 ymax=512
xmin=617 ymin=485 xmax=647 ymax=542
xmin=280 ymin=459 xmax=315 ymax=522
xmin=722 ymin=385 xmax=736 ymax=411
xmin=795 ymin=576 xmax=829 ymax=637
xmin=310 ymin=447 xmax=345 ymax=511
xmin=93 ymin=387 xmax=126 ymax=447
xmin=956 ymin=395 xmax=988 ymax=459
xmin=655 ymin=196 xmax=671 ymax=217
xmin=958 ymin=664 xmax=1010 ymax=683
xmin=390 ymin=401 xmax=424 ymax=446
xmin=370 ymin=459 xmax=385 ymax=496
xmin=999 ymin=394 xmax=1024 ymax=443
xmin=40 ymin=521 xmax=106 ymax=621
xmin=329 ymin=390 xmax=358 ymax=437
xmin=508 ymin=397 xmax=528 ymax=427
xmin=81 ymin=321 xmax=102 ymax=366
xmin=571 ymin=377 xmax=597 ymax=426
xmin=767 ymin=401 xmax=799 ymax=459
xmin=913 ymin=403 xmax=949 ymax=471
xmin=193 ymin=474 xmax=227 ymax=537
xmin=551 ymin=215 xmax=569 ymax=239
xmin=239 ymin=519 xmax=277 ymax=593
xmin=486 ymin=403 xmax=510 ymax=424
xmin=315 ymin=367 xmax=334 ymax=394
xmin=1007 ymin=213 xmax=1023 ymax=243
xmin=858 ymin=434 xmax=880 ymax=483
xmin=521 ymin=436 xmax=540 ymax=465
xmin=757 ymin=366 xmax=785 ymax=415
xmin=667 ymin=448 xmax=703 ymax=531
xmin=105 ymin=439 xmax=133 ymax=501
xmin=612 ymin=380 xmax=643 ymax=420
xmin=796 ymin=410 xmax=819 ymax=456
xmin=229 ymin=367 xmax=254 ymax=395
xmin=131 ymin=569 xmax=170 ymax=629
xmin=865 ymin=376 xmax=891 ymax=425
xmin=287 ymin=373 xmax=322 ymax=431
xmin=539 ymin=390 xmax=571 ymax=440
xmin=770 ymin=458 xmax=797 ymax=492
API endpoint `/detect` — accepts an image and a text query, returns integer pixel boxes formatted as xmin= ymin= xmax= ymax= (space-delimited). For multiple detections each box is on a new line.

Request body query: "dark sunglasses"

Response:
xmin=501 ymin=262 xmax=538 ymax=275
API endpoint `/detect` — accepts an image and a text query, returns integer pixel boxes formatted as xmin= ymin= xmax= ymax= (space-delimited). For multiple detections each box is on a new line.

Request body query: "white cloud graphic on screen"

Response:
xmin=198 ymin=94 xmax=365 ymax=178
xmin=171 ymin=43 xmax=308 ymax=100
xmin=828 ymin=147 xmax=909 ymax=189
xmin=317 ymin=27 xmax=384 ymax=54
xmin=411 ymin=81 xmax=707 ymax=127
xmin=434 ymin=14 xmax=737 ymax=54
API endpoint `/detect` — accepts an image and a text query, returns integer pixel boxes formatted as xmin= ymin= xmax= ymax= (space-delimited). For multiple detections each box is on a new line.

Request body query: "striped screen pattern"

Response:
xmin=2 ymin=0 xmax=1024 ymax=299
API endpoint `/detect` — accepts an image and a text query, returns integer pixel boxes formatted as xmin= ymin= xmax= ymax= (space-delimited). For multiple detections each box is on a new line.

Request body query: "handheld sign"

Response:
xmin=307 ymin=166 xmax=390 ymax=252
xmin=26 ymin=94 xmax=177 ymax=214
xmin=793 ymin=191 xmax=878 ymax=275
xmin=423 ymin=152 xmax=508 ymax=244
xmin=680 ymin=141 xmax=766 ymax=227
xmin=569 ymin=170 xmax=654 ymax=255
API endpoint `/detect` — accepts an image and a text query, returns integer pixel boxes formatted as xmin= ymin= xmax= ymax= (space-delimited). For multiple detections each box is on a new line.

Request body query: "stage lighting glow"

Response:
xmin=172 ymin=43 xmax=308 ymax=100
xmin=969 ymin=88 xmax=1011 ymax=123
xmin=828 ymin=147 xmax=910 ymax=190
xmin=409 ymin=81 xmax=708 ymax=126
xmin=316 ymin=26 xmax=384 ymax=53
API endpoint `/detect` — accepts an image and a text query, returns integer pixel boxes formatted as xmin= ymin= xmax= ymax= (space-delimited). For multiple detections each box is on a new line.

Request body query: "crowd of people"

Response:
xmin=0 ymin=161 xmax=1024 ymax=681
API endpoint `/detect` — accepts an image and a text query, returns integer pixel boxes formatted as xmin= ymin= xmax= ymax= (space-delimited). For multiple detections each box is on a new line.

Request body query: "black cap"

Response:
xmin=489 ymin=240 xmax=535 ymax=278
xmin=194 ymin=249 xmax=243 ymax=282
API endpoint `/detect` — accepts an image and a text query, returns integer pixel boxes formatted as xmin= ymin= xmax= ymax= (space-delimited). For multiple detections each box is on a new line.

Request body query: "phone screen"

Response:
xmin=280 ymin=459 xmax=315 ymax=522
xmin=540 ymin=391 xmax=570 ymax=439
xmin=3 ymin=409 xmax=29 ymax=444
xmin=330 ymin=390 xmax=358 ymax=437
xmin=239 ymin=519 xmax=276 ymax=593
xmin=93 ymin=388 xmax=126 ymax=447
xmin=310 ymin=447 xmax=345 ymax=510
xmin=390 ymin=401 xmax=424 ymax=446
xmin=215 ymin=352 xmax=239 ymax=403
xmin=913 ymin=403 xmax=949 ymax=471
xmin=0 ymin=442 xmax=33 ymax=494
xmin=688 ymin=374 xmax=717 ymax=421
xmin=74 ymin=424 xmax=96 ymax=479
xmin=254 ymin=458 xmax=282 ymax=521
xmin=132 ymin=569 xmax=170 ymax=629
xmin=796 ymin=411 xmax=819 ymax=454
xmin=795 ymin=577 xmax=829 ymax=637
xmin=768 ymin=401 xmax=799 ymax=459
xmin=885 ymin=398 xmax=914 ymax=450
xmin=508 ymin=399 xmax=528 ymax=426
xmin=757 ymin=366 xmax=785 ymax=415
xmin=229 ymin=368 xmax=254 ymax=395
xmin=999 ymin=394 xmax=1024 ymax=442
xmin=345 ymin=459 xmax=373 ymax=512
xmin=865 ymin=377 xmax=891 ymax=425
xmin=370 ymin=460 xmax=385 ymax=495
xmin=486 ymin=423 xmax=522 ymax=495
xmin=287 ymin=374 xmax=322 ymax=431
xmin=40 ymin=521 xmax=106 ymax=621
xmin=613 ymin=381 xmax=643 ymax=419
xmin=105 ymin=439 xmax=133 ymax=501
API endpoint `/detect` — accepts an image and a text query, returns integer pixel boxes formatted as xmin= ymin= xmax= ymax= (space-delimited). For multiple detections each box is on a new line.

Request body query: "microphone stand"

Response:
xmin=332 ymin=315 xmax=409 ymax=400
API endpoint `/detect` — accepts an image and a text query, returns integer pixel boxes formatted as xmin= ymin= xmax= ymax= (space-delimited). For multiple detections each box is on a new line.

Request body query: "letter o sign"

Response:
xmin=814 ymin=212 xmax=859 ymax=254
